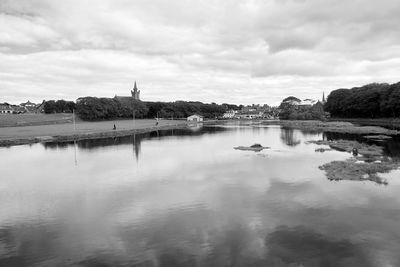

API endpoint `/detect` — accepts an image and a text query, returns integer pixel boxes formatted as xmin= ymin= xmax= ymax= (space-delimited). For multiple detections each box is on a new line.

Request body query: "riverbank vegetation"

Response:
xmin=278 ymin=96 xmax=326 ymax=120
xmin=325 ymin=82 xmax=400 ymax=118
xmin=75 ymin=97 xmax=231 ymax=120
xmin=44 ymin=100 xmax=76 ymax=114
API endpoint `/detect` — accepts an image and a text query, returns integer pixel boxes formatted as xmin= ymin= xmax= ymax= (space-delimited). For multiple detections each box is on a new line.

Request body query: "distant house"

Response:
xmin=20 ymin=100 xmax=38 ymax=113
xmin=299 ymin=99 xmax=317 ymax=106
xmin=222 ymin=110 xmax=237 ymax=119
xmin=35 ymin=100 xmax=46 ymax=113
xmin=235 ymin=111 xmax=263 ymax=119
xmin=282 ymin=97 xmax=301 ymax=106
xmin=19 ymin=100 xmax=45 ymax=113
xmin=187 ymin=114 xmax=204 ymax=122
xmin=20 ymin=100 xmax=36 ymax=108
xmin=11 ymin=105 xmax=25 ymax=114
xmin=0 ymin=103 xmax=13 ymax=114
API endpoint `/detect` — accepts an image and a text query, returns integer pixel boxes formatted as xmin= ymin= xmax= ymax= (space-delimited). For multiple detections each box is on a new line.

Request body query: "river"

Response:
xmin=1 ymin=122 xmax=400 ymax=266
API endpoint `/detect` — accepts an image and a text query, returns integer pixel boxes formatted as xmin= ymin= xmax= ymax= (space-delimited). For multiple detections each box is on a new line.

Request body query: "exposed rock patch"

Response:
xmin=319 ymin=159 xmax=398 ymax=185
xmin=310 ymin=139 xmax=400 ymax=184
xmin=307 ymin=140 xmax=383 ymax=159
xmin=234 ymin=144 xmax=270 ymax=152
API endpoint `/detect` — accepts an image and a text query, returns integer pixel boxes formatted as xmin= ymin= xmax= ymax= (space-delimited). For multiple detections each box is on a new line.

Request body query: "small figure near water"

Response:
xmin=113 ymin=124 xmax=116 ymax=130
xmin=352 ymin=147 xmax=358 ymax=156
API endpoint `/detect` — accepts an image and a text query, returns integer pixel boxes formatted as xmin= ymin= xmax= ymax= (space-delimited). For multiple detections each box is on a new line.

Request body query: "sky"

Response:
xmin=1 ymin=0 xmax=400 ymax=106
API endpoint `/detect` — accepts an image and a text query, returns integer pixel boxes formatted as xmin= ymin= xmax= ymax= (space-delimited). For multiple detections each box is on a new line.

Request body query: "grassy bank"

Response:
xmin=261 ymin=120 xmax=400 ymax=135
xmin=0 ymin=119 xmax=188 ymax=147
xmin=0 ymin=113 xmax=75 ymax=127
xmin=330 ymin=118 xmax=400 ymax=130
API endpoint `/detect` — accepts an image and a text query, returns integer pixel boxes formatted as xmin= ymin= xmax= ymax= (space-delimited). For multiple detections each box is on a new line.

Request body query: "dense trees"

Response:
xmin=75 ymin=97 xmax=229 ymax=121
xmin=278 ymin=97 xmax=325 ymax=120
xmin=279 ymin=104 xmax=326 ymax=120
xmin=325 ymin=82 xmax=400 ymax=118
xmin=44 ymin=100 xmax=76 ymax=113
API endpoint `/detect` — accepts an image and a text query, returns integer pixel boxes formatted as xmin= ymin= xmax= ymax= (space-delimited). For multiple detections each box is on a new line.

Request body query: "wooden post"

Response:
xmin=72 ymin=109 xmax=76 ymax=131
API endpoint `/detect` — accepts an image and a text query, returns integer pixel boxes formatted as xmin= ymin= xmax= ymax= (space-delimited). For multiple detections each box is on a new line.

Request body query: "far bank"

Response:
xmin=2 ymin=117 xmax=400 ymax=147
xmin=0 ymin=119 xmax=190 ymax=147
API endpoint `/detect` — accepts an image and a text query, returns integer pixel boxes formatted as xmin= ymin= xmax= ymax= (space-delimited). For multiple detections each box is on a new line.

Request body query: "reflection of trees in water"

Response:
xmin=43 ymin=141 xmax=70 ymax=150
xmin=42 ymin=126 xmax=229 ymax=162
xmin=324 ymin=132 xmax=400 ymax=159
xmin=384 ymin=136 xmax=400 ymax=159
xmin=280 ymin=127 xmax=301 ymax=146
xmin=323 ymin=132 xmax=364 ymax=142
xmin=299 ymin=129 xmax=323 ymax=136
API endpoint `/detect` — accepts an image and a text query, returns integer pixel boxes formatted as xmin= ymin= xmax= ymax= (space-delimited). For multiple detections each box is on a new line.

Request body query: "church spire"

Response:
xmin=322 ymin=91 xmax=326 ymax=103
xmin=131 ymin=81 xmax=141 ymax=100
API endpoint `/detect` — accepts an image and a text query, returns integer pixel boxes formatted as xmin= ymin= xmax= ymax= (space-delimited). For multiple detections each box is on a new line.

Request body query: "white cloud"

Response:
xmin=0 ymin=0 xmax=400 ymax=105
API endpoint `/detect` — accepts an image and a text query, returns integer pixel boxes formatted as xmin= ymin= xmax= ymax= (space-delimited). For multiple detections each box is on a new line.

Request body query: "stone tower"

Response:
xmin=322 ymin=91 xmax=326 ymax=103
xmin=131 ymin=81 xmax=141 ymax=100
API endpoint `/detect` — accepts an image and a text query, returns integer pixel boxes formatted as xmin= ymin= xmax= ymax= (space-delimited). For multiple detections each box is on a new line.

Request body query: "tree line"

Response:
xmin=325 ymin=82 xmax=400 ymax=118
xmin=44 ymin=100 xmax=76 ymax=113
xmin=74 ymin=97 xmax=236 ymax=120
xmin=278 ymin=96 xmax=326 ymax=120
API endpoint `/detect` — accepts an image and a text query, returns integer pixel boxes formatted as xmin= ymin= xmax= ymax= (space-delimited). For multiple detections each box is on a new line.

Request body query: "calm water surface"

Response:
xmin=1 ymin=123 xmax=400 ymax=266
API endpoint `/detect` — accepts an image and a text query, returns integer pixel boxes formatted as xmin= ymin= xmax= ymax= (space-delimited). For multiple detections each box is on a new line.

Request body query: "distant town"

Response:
xmin=0 ymin=81 xmax=327 ymax=121
xmin=0 ymin=100 xmax=45 ymax=114
xmin=2 ymin=81 xmax=399 ymax=122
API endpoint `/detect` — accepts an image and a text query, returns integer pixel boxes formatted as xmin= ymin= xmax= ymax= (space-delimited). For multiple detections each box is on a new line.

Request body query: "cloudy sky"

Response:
xmin=1 ymin=0 xmax=400 ymax=105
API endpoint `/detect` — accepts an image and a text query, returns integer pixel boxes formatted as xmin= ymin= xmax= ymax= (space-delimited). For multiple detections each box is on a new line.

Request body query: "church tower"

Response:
xmin=322 ymin=91 xmax=326 ymax=104
xmin=131 ymin=81 xmax=141 ymax=100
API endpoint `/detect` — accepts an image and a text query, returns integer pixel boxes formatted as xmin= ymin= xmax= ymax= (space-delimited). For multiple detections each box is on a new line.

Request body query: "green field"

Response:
xmin=0 ymin=116 xmax=186 ymax=141
xmin=0 ymin=113 xmax=74 ymax=127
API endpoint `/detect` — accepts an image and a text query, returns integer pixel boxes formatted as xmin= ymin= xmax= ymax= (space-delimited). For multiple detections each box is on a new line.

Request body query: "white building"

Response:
xmin=235 ymin=112 xmax=263 ymax=119
xmin=300 ymin=99 xmax=317 ymax=106
xmin=222 ymin=110 xmax=237 ymax=119
xmin=187 ymin=114 xmax=204 ymax=122
xmin=0 ymin=103 xmax=13 ymax=114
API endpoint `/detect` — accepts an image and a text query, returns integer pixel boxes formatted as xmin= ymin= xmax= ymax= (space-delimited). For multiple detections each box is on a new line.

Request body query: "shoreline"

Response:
xmin=329 ymin=118 xmax=400 ymax=130
xmin=1 ymin=119 xmax=399 ymax=148
xmin=260 ymin=120 xmax=400 ymax=135
xmin=0 ymin=123 xmax=191 ymax=147
xmin=0 ymin=118 xmax=194 ymax=147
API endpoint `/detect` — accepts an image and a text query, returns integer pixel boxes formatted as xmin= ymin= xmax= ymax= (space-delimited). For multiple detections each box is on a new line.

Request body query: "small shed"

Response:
xmin=187 ymin=114 xmax=204 ymax=122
